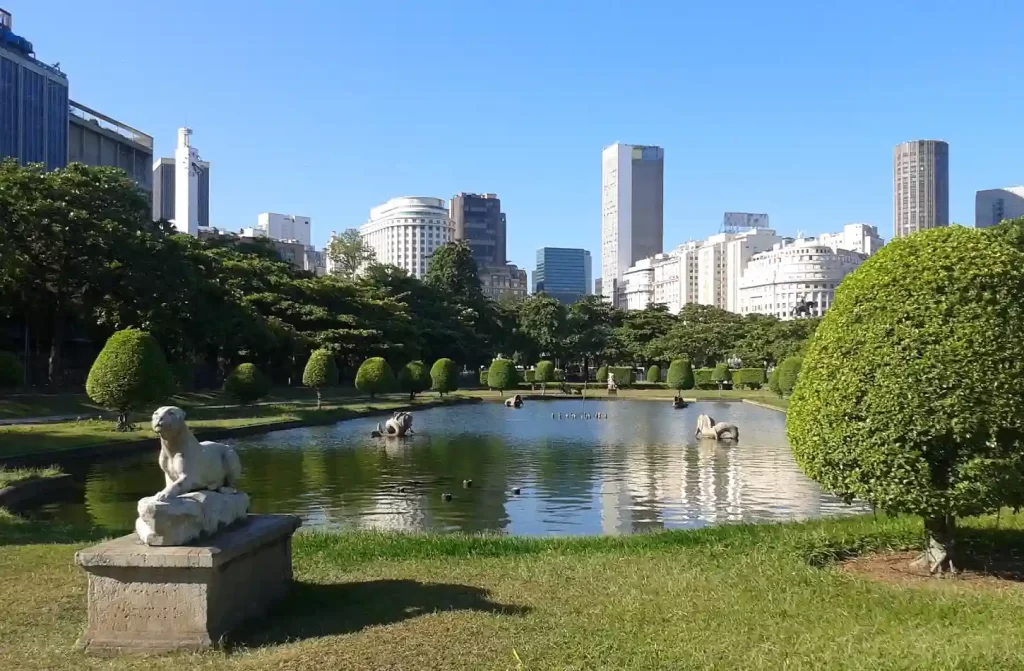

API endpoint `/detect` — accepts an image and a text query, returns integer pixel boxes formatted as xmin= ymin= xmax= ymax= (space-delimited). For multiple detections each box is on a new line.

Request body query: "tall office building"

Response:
xmin=534 ymin=248 xmax=592 ymax=305
xmin=151 ymin=128 xmax=210 ymax=233
xmin=975 ymin=187 xmax=1024 ymax=229
xmin=0 ymin=9 xmax=68 ymax=171
xmin=449 ymin=193 xmax=506 ymax=268
xmin=359 ymin=196 xmax=455 ymax=279
xmin=893 ymin=139 xmax=949 ymax=239
xmin=68 ymin=100 xmax=153 ymax=193
xmin=601 ymin=143 xmax=664 ymax=306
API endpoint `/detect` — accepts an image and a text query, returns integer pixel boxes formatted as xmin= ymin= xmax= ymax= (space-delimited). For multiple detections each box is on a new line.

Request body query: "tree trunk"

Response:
xmin=316 ymin=389 xmax=322 ymax=410
xmin=409 ymin=390 xmax=414 ymax=401
xmin=48 ymin=308 xmax=65 ymax=391
xmin=911 ymin=515 xmax=958 ymax=574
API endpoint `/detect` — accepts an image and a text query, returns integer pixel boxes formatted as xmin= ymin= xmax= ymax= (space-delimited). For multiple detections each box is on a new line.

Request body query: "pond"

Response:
xmin=29 ymin=400 xmax=867 ymax=535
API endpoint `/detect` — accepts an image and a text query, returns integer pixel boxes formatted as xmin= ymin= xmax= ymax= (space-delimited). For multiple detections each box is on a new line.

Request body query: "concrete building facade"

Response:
xmin=359 ymin=196 xmax=454 ymax=279
xmin=151 ymin=128 xmax=210 ymax=233
xmin=816 ymin=223 xmax=884 ymax=256
xmin=68 ymin=100 xmax=152 ymax=193
xmin=893 ymin=139 xmax=949 ymax=239
xmin=534 ymin=247 xmax=592 ymax=305
xmin=601 ymin=143 xmax=664 ymax=306
xmin=975 ymin=187 xmax=1024 ymax=229
xmin=480 ymin=264 xmax=529 ymax=301
xmin=450 ymin=192 xmax=506 ymax=268
xmin=252 ymin=213 xmax=312 ymax=247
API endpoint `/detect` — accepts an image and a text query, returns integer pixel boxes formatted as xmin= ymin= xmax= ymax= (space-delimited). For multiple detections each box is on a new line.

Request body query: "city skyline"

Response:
xmin=3 ymin=2 xmax=1023 ymax=276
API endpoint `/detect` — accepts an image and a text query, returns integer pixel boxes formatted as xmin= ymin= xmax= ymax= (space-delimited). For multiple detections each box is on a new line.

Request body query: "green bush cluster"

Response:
xmin=224 ymin=362 xmax=271 ymax=404
xmin=694 ymin=368 xmax=715 ymax=389
xmin=479 ymin=369 xmax=489 ymax=387
xmin=302 ymin=349 xmax=338 ymax=407
xmin=0 ymin=351 xmax=23 ymax=388
xmin=607 ymin=367 xmax=635 ymax=387
xmin=524 ymin=369 xmax=536 ymax=383
xmin=666 ymin=359 xmax=694 ymax=391
xmin=355 ymin=357 xmax=395 ymax=398
xmin=596 ymin=365 xmax=609 ymax=383
xmin=86 ymin=329 xmax=174 ymax=421
xmin=431 ymin=358 xmax=459 ymax=396
xmin=646 ymin=365 xmax=661 ymax=383
xmin=775 ymin=356 xmax=803 ymax=396
xmin=711 ymin=364 xmax=731 ymax=386
xmin=397 ymin=360 xmax=431 ymax=399
xmin=732 ymin=367 xmax=765 ymax=390
xmin=487 ymin=359 xmax=518 ymax=395
xmin=535 ymin=360 xmax=555 ymax=389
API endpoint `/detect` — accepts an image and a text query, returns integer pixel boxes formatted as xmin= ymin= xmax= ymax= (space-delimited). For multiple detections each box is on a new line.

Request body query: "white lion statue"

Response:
xmin=695 ymin=414 xmax=739 ymax=441
xmin=372 ymin=411 xmax=414 ymax=438
xmin=151 ymin=406 xmax=242 ymax=501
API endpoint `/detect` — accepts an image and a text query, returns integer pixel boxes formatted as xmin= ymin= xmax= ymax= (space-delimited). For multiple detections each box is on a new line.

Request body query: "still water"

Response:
xmin=31 ymin=400 xmax=866 ymax=535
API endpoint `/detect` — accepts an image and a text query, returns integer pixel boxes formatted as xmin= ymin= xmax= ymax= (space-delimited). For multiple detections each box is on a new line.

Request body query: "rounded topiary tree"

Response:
xmin=302 ymin=349 xmax=338 ymax=409
xmin=86 ymin=328 xmax=174 ymax=431
xmin=666 ymin=359 xmax=694 ymax=392
xmin=710 ymin=363 xmax=731 ymax=391
xmin=788 ymin=226 xmax=1024 ymax=574
xmin=479 ymin=369 xmax=490 ymax=387
xmin=487 ymin=359 xmax=517 ymax=396
xmin=596 ymin=365 xmax=608 ymax=383
xmin=524 ymin=369 xmax=536 ymax=384
xmin=775 ymin=356 xmax=803 ymax=396
xmin=397 ymin=360 xmax=431 ymax=400
xmin=768 ymin=368 xmax=781 ymax=396
xmin=431 ymin=358 xmax=459 ymax=396
xmin=0 ymin=351 xmax=23 ymax=388
xmin=224 ymin=363 xmax=271 ymax=405
xmin=646 ymin=364 xmax=661 ymax=384
xmin=535 ymin=360 xmax=555 ymax=395
xmin=355 ymin=357 xmax=395 ymax=399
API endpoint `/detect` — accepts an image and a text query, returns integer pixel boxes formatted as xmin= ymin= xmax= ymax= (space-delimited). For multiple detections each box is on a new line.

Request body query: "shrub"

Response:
xmin=596 ymin=365 xmax=609 ymax=383
xmin=0 ymin=351 xmax=23 ymax=388
xmin=608 ymin=367 xmax=635 ymax=388
xmin=397 ymin=360 xmax=431 ymax=400
xmin=776 ymin=356 xmax=803 ymax=396
xmin=694 ymin=368 xmax=715 ymax=389
xmin=479 ymin=369 xmax=489 ymax=387
xmin=732 ymin=367 xmax=765 ymax=390
xmin=487 ymin=359 xmax=518 ymax=396
xmin=768 ymin=368 xmax=781 ymax=396
xmin=535 ymin=360 xmax=555 ymax=393
xmin=302 ymin=349 xmax=338 ymax=408
xmin=86 ymin=329 xmax=174 ymax=430
xmin=787 ymin=226 xmax=1024 ymax=573
xmin=431 ymin=358 xmax=459 ymax=396
xmin=646 ymin=365 xmax=661 ymax=383
xmin=224 ymin=363 xmax=271 ymax=405
xmin=666 ymin=359 xmax=694 ymax=391
xmin=354 ymin=357 xmax=395 ymax=399
xmin=524 ymin=369 xmax=536 ymax=383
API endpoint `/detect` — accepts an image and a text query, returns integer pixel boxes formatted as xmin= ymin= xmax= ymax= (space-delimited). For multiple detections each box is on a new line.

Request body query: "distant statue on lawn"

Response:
xmin=135 ymin=406 xmax=250 ymax=546
xmin=695 ymin=414 xmax=739 ymax=441
xmin=607 ymin=372 xmax=618 ymax=395
xmin=504 ymin=394 xmax=524 ymax=408
xmin=372 ymin=411 xmax=414 ymax=438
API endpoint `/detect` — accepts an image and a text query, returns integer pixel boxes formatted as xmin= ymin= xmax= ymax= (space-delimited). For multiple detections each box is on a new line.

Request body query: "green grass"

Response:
xmin=0 ymin=394 xmax=467 ymax=459
xmin=3 ymin=512 xmax=1024 ymax=669
xmin=0 ymin=465 xmax=63 ymax=488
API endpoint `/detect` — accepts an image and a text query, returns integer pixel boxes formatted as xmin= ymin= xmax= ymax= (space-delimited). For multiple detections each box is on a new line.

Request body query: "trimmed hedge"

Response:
xmin=397 ymin=360 xmax=431 ymax=399
xmin=596 ymin=365 xmax=609 ymax=383
xmin=768 ymin=368 xmax=781 ymax=396
xmin=732 ymin=367 xmax=765 ymax=390
xmin=303 ymin=349 xmax=338 ymax=407
xmin=666 ymin=359 xmax=694 ymax=391
xmin=524 ymin=369 xmax=536 ymax=383
xmin=86 ymin=329 xmax=174 ymax=418
xmin=355 ymin=357 xmax=395 ymax=398
xmin=479 ymin=369 xmax=490 ymax=387
xmin=776 ymin=356 xmax=803 ymax=396
xmin=711 ymin=364 xmax=731 ymax=385
xmin=607 ymin=367 xmax=635 ymax=387
xmin=694 ymin=368 xmax=716 ymax=389
xmin=487 ymin=359 xmax=518 ymax=395
xmin=224 ymin=362 xmax=271 ymax=405
xmin=431 ymin=358 xmax=459 ymax=396
xmin=535 ymin=360 xmax=555 ymax=388
xmin=646 ymin=365 xmax=661 ymax=383
xmin=0 ymin=351 xmax=23 ymax=387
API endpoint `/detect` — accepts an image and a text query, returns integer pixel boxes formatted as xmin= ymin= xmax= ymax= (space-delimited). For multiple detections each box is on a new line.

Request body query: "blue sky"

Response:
xmin=10 ymin=1 xmax=1024 ymax=275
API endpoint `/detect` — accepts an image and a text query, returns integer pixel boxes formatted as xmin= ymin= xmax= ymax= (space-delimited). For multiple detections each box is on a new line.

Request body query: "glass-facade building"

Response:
xmin=0 ymin=28 xmax=68 ymax=171
xmin=534 ymin=247 xmax=592 ymax=305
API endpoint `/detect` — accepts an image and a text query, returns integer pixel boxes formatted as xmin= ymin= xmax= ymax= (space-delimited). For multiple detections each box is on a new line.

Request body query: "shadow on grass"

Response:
xmin=234 ymin=579 xmax=530 ymax=647
xmin=953 ymin=525 xmax=1024 ymax=581
xmin=0 ymin=518 xmax=127 ymax=545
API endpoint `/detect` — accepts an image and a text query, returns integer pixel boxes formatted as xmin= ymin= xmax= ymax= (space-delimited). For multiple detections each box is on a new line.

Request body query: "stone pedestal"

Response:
xmin=75 ymin=514 xmax=301 ymax=653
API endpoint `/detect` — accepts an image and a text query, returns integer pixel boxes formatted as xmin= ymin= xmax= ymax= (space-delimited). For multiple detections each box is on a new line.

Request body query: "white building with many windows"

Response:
xmin=737 ymin=238 xmax=865 ymax=319
xmin=816 ymin=223 xmax=883 ymax=257
xmin=358 ymin=197 xmax=454 ymax=279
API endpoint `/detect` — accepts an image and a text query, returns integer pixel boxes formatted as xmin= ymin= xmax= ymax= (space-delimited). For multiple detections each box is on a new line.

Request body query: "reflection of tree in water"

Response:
xmin=534 ymin=439 xmax=597 ymax=501
xmin=84 ymin=455 xmax=162 ymax=530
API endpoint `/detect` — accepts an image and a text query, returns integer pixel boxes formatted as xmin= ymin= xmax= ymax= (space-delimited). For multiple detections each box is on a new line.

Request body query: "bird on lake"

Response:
xmin=512 ymin=487 xmax=522 ymax=495
xmin=463 ymin=479 xmax=473 ymax=488
xmin=442 ymin=493 xmax=453 ymax=502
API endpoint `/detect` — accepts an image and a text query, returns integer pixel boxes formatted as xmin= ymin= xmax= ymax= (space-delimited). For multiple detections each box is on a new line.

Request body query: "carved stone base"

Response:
xmin=75 ymin=514 xmax=301 ymax=653
xmin=135 ymin=489 xmax=250 ymax=546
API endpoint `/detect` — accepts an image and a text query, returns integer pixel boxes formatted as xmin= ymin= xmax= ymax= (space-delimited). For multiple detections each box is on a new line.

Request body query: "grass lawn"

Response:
xmin=0 ymin=465 xmax=63 ymax=488
xmin=0 ymin=394 xmax=466 ymax=460
xmin=2 ymin=512 xmax=1024 ymax=669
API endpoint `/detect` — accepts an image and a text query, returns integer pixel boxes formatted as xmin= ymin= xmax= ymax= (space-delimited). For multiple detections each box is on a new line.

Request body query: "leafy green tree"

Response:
xmin=788 ymin=226 xmax=1024 ymax=573
xmin=650 ymin=304 xmax=744 ymax=368
xmin=0 ymin=351 xmax=22 ymax=388
xmin=566 ymin=296 xmax=619 ymax=379
xmin=354 ymin=357 xmax=395 ymax=399
xmin=425 ymin=241 xmax=492 ymax=368
xmin=430 ymin=358 xmax=459 ymax=396
xmin=224 ymin=363 xmax=271 ymax=405
xmin=610 ymin=305 xmax=676 ymax=367
xmin=666 ymin=359 xmax=694 ymax=391
xmin=487 ymin=359 xmax=518 ymax=396
xmin=535 ymin=360 xmax=555 ymax=395
xmin=516 ymin=294 xmax=568 ymax=363
xmin=646 ymin=365 xmax=661 ymax=383
xmin=327 ymin=228 xmax=376 ymax=279
xmin=86 ymin=329 xmax=174 ymax=430
xmin=479 ymin=369 xmax=489 ymax=387
xmin=775 ymin=356 xmax=803 ymax=395
xmin=397 ymin=360 xmax=431 ymax=400
xmin=302 ymin=348 xmax=338 ymax=408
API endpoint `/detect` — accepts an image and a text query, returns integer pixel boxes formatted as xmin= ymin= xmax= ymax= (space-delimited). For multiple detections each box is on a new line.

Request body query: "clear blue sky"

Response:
xmin=10 ymin=1 xmax=1024 ymax=275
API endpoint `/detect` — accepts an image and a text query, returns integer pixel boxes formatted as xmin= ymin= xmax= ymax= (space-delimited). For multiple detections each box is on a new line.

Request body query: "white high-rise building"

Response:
xmin=696 ymin=229 xmax=783 ymax=311
xmin=601 ymin=143 xmax=664 ymax=306
xmin=975 ymin=187 xmax=1024 ymax=229
xmin=250 ymin=213 xmax=312 ymax=246
xmin=817 ymin=223 xmax=883 ymax=256
xmin=359 ymin=197 xmax=454 ymax=279
xmin=152 ymin=128 xmax=210 ymax=235
xmin=738 ymin=239 xmax=865 ymax=320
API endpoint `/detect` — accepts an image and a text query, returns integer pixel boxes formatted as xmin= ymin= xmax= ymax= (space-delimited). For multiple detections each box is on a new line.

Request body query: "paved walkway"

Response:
xmin=0 ymin=413 xmax=109 ymax=427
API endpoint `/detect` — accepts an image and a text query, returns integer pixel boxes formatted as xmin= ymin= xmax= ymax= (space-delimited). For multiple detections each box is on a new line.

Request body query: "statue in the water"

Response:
xmin=694 ymin=414 xmax=739 ymax=441
xmin=504 ymin=394 xmax=523 ymax=408
xmin=371 ymin=411 xmax=414 ymax=438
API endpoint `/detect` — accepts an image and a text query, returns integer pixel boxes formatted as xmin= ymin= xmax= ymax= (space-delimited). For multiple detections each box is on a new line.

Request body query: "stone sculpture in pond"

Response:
xmin=135 ymin=406 xmax=250 ymax=546
xmin=695 ymin=414 xmax=740 ymax=441
xmin=371 ymin=411 xmax=415 ymax=438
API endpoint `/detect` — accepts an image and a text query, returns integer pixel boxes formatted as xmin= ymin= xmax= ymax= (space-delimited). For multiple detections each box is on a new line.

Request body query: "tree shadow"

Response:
xmin=956 ymin=525 xmax=1024 ymax=581
xmin=233 ymin=579 xmax=531 ymax=647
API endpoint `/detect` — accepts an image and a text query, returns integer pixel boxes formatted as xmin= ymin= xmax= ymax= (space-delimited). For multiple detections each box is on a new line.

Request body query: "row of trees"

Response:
xmin=0 ymin=160 xmax=817 ymax=393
